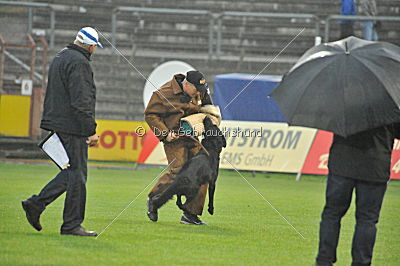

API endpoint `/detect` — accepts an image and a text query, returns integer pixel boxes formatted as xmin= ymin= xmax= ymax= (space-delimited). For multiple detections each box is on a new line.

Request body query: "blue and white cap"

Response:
xmin=75 ymin=27 xmax=103 ymax=48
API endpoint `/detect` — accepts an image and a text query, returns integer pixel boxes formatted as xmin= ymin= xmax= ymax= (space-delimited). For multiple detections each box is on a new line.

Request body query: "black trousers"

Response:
xmin=340 ymin=23 xmax=354 ymax=39
xmin=29 ymin=133 xmax=88 ymax=232
xmin=316 ymin=174 xmax=387 ymax=266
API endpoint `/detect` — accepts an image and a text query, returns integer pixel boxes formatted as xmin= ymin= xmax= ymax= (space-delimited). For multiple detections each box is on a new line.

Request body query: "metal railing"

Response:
xmin=111 ymin=8 xmax=321 ymax=59
xmin=325 ymin=15 xmax=400 ymax=42
xmin=0 ymin=0 xmax=55 ymax=49
xmin=0 ymin=34 xmax=38 ymax=82
xmin=0 ymin=33 xmax=48 ymax=139
xmin=0 ymin=35 xmax=4 ymax=93
xmin=2 ymin=1 xmax=400 ymax=55
xmin=111 ymin=6 xmax=213 ymax=58
xmin=216 ymin=11 xmax=320 ymax=58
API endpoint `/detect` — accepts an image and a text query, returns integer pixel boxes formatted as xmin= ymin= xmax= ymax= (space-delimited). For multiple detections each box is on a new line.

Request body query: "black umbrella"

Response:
xmin=270 ymin=36 xmax=400 ymax=137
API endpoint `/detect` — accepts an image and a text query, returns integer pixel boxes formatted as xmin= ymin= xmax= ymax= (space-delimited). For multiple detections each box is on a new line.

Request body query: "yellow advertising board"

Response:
xmin=144 ymin=120 xmax=317 ymax=173
xmin=0 ymin=95 xmax=31 ymax=137
xmin=219 ymin=121 xmax=317 ymax=172
xmin=88 ymin=119 xmax=149 ymax=162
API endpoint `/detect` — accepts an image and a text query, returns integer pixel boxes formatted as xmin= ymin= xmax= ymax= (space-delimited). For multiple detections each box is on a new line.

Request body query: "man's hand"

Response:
xmin=86 ymin=134 xmax=99 ymax=146
xmin=165 ymin=131 xmax=179 ymax=142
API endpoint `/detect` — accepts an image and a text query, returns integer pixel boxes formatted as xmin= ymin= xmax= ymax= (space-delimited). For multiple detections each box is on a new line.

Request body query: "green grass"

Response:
xmin=0 ymin=162 xmax=399 ymax=265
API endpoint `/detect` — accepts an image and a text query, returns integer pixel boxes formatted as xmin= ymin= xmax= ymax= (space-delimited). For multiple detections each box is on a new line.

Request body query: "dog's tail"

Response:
xmin=152 ymin=181 xmax=179 ymax=209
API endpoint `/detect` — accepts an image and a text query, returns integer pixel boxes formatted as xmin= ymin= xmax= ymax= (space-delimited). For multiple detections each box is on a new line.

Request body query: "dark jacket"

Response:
xmin=144 ymin=74 xmax=212 ymax=141
xmin=328 ymin=123 xmax=400 ymax=182
xmin=41 ymin=44 xmax=97 ymax=137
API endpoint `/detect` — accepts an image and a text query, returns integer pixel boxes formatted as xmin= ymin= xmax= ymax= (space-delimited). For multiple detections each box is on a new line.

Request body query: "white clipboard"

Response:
xmin=38 ymin=132 xmax=70 ymax=170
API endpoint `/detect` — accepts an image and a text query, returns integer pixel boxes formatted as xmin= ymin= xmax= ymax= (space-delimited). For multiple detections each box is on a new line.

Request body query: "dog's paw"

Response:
xmin=208 ymin=207 xmax=214 ymax=215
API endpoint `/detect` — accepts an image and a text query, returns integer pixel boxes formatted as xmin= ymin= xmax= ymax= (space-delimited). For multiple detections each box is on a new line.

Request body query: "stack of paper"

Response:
xmin=38 ymin=133 xmax=70 ymax=170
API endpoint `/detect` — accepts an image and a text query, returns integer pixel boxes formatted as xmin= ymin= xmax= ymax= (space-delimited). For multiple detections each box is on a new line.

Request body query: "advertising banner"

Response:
xmin=88 ymin=119 xmax=149 ymax=162
xmin=302 ymin=132 xmax=400 ymax=180
xmin=301 ymin=130 xmax=333 ymax=175
xmin=219 ymin=121 xmax=316 ymax=172
xmin=390 ymin=139 xmax=400 ymax=180
xmin=141 ymin=121 xmax=317 ymax=173
xmin=0 ymin=95 xmax=31 ymax=137
xmin=139 ymin=120 xmax=400 ymax=179
xmin=141 ymin=135 xmax=168 ymax=165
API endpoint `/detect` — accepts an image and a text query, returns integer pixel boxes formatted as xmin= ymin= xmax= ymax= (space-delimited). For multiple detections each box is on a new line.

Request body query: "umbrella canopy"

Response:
xmin=270 ymin=36 xmax=400 ymax=137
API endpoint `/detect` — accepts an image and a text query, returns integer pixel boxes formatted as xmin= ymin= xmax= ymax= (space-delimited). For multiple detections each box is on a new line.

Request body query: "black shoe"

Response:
xmin=61 ymin=226 xmax=98 ymax=237
xmin=21 ymin=199 xmax=42 ymax=231
xmin=147 ymin=199 xmax=158 ymax=222
xmin=180 ymin=213 xmax=207 ymax=225
xmin=315 ymin=260 xmax=333 ymax=266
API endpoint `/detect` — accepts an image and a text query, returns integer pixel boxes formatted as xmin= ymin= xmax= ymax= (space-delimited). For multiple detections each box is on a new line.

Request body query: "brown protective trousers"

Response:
xmin=148 ymin=138 xmax=208 ymax=215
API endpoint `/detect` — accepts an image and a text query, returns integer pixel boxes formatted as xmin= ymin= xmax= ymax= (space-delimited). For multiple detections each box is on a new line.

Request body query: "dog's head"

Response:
xmin=202 ymin=116 xmax=227 ymax=153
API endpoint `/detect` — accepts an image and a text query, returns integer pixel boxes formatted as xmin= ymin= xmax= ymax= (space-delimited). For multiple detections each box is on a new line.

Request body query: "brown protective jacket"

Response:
xmin=144 ymin=74 xmax=208 ymax=141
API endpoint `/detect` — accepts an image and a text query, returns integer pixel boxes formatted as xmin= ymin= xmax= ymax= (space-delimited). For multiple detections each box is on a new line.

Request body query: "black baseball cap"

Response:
xmin=186 ymin=70 xmax=208 ymax=93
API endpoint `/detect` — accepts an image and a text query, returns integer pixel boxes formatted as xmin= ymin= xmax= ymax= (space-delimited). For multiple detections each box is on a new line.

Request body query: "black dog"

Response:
xmin=151 ymin=116 xmax=226 ymax=215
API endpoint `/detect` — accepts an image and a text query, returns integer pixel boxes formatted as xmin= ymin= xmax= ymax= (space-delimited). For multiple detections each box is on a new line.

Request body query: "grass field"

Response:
xmin=1 ymin=162 xmax=399 ymax=265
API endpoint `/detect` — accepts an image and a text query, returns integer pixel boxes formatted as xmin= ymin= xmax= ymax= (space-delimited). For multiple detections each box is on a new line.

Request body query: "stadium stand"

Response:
xmin=1 ymin=0 xmax=399 ymax=125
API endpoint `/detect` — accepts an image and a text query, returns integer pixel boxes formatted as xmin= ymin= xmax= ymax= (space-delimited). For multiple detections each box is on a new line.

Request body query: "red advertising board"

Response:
xmin=301 ymin=131 xmax=400 ymax=180
xmin=390 ymin=140 xmax=400 ymax=180
xmin=138 ymin=123 xmax=400 ymax=180
xmin=136 ymin=131 xmax=160 ymax=164
xmin=301 ymin=130 xmax=332 ymax=175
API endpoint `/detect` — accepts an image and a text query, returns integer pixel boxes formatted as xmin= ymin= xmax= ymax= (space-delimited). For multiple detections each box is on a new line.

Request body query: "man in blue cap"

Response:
xmin=22 ymin=27 xmax=102 ymax=236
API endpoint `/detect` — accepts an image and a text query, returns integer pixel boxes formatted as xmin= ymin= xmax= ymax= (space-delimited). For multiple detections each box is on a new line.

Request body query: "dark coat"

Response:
xmin=328 ymin=123 xmax=400 ymax=182
xmin=144 ymin=74 xmax=212 ymax=141
xmin=40 ymin=44 xmax=97 ymax=137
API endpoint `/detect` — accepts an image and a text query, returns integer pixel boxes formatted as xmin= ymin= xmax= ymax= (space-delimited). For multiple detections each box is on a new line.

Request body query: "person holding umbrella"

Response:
xmin=316 ymin=124 xmax=400 ymax=266
xmin=271 ymin=36 xmax=400 ymax=265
